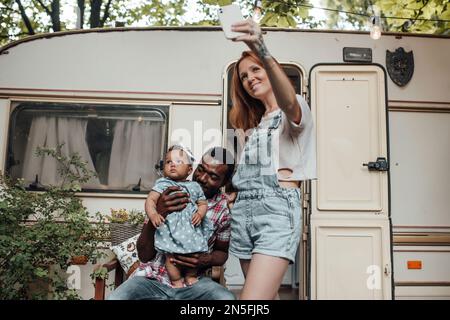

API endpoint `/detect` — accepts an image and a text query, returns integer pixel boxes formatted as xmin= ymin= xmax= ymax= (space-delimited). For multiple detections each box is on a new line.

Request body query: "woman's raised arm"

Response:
xmin=231 ymin=19 xmax=301 ymax=124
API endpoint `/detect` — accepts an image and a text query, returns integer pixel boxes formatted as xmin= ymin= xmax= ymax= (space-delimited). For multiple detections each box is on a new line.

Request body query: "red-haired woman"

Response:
xmin=228 ymin=18 xmax=316 ymax=299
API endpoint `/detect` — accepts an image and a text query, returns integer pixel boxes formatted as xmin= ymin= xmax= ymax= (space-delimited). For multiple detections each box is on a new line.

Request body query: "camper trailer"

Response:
xmin=0 ymin=26 xmax=449 ymax=300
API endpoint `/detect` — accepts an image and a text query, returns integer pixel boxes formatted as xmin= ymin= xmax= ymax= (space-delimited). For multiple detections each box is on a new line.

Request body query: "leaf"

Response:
xmin=278 ymin=16 xmax=290 ymax=28
xmin=298 ymin=7 xmax=309 ymax=20
xmin=34 ymin=267 xmax=48 ymax=278
xmin=71 ymin=184 xmax=81 ymax=192
xmin=202 ymin=0 xmax=221 ymax=5
xmin=266 ymin=14 xmax=279 ymax=27
xmin=218 ymin=0 xmax=233 ymax=6
xmin=260 ymin=12 xmax=273 ymax=26
xmin=286 ymin=13 xmax=297 ymax=27
xmin=442 ymin=9 xmax=450 ymax=20
xmin=406 ymin=1 xmax=425 ymax=10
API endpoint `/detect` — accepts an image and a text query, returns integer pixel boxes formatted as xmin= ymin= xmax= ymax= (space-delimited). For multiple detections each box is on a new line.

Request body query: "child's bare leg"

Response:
xmin=165 ymin=254 xmax=183 ymax=288
xmin=184 ymin=267 xmax=199 ymax=286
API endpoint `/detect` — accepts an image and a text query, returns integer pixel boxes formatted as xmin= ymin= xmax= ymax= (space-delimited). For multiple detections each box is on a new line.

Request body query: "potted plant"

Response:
xmin=0 ymin=145 xmax=108 ymax=299
xmin=108 ymin=208 xmax=145 ymax=246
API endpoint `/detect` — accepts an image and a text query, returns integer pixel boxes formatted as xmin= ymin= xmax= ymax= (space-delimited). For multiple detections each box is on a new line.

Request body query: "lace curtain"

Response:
xmin=21 ymin=116 xmax=164 ymax=190
xmin=108 ymin=120 xmax=163 ymax=190
xmin=22 ymin=116 xmax=100 ymax=187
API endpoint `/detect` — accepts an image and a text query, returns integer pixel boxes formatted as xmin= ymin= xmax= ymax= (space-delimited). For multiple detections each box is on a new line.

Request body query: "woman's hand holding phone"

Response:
xmin=231 ymin=19 xmax=271 ymax=60
xmin=219 ymin=4 xmax=271 ymax=60
xmin=218 ymin=4 xmax=245 ymax=39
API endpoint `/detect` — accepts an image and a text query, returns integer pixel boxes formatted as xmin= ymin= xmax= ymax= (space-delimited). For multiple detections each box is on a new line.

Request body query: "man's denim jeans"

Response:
xmin=107 ymin=276 xmax=235 ymax=300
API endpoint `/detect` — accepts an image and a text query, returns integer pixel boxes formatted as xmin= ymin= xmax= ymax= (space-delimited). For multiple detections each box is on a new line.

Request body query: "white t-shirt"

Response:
xmin=259 ymin=94 xmax=317 ymax=181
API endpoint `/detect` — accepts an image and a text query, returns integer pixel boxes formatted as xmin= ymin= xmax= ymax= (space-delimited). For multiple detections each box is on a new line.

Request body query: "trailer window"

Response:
xmin=7 ymin=102 xmax=167 ymax=193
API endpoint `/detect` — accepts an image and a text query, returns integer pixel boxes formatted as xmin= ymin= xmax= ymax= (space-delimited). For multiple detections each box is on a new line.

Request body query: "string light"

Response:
xmin=369 ymin=5 xmax=382 ymax=40
xmin=370 ymin=15 xmax=382 ymax=40
xmin=254 ymin=2 xmax=448 ymax=37
xmin=253 ymin=1 xmax=262 ymax=23
xmin=290 ymin=3 xmax=450 ymax=23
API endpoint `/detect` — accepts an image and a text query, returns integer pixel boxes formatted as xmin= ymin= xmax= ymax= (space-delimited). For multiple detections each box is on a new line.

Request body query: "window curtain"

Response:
xmin=22 ymin=116 xmax=100 ymax=188
xmin=108 ymin=120 xmax=163 ymax=190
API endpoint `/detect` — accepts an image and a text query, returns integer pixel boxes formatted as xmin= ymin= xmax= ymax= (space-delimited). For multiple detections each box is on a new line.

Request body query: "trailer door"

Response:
xmin=0 ymin=99 xmax=10 ymax=170
xmin=309 ymin=64 xmax=392 ymax=299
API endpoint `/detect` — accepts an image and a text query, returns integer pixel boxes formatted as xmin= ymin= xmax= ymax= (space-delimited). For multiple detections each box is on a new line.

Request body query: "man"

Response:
xmin=108 ymin=147 xmax=235 ymax=300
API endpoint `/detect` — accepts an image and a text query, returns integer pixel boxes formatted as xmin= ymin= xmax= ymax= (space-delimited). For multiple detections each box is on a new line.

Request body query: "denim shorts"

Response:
xmin=229 ymin=188 xmax=302 ymax=263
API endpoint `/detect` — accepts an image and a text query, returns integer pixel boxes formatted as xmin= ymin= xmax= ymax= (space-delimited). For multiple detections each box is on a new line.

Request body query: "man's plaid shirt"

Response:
xmin=132 ymin=192 xmax=230 ymax=287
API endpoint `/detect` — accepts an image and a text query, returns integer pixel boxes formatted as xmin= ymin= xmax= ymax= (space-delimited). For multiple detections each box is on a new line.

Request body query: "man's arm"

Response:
xmin=136 ymin=221 xmax=157 ymax=263
xmin=206 ymin=239 xmax=229 ymax=267
xmin=170 ymin=239 xmax=229 ymax=269
xmin=136 ymin=186 xmax=189 ymax=262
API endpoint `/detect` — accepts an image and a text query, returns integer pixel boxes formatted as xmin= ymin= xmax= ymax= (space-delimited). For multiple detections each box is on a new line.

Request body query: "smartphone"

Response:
xmin=218 ymin=4 xmax=245 ymax=39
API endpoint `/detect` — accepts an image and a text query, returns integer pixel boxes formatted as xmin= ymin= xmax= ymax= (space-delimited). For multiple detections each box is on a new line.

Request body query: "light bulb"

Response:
xmin=253 ymin=0 xmax=262 ymax=23
xmin=370 ymin=16 xmax=382 ymax=40
xmin=370 ymin=25 xmax=381 ymax=40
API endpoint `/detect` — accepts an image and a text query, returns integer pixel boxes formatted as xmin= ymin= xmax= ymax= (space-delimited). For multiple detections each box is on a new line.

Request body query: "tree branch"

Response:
xmin=33 ymin=0 xmax=52 ymax=16
xmin=0 ymin=5 xmax=17 ymax=12
xmin=100 ymin=0 xmax=113 ymax=26
xmin=408 ymin=0 xmax=430 ymax=29
xmin=15 ymin=0 xmax=35 ymax=35
xmin=89 ymin=0 xmax=102 ymax=28
xmin=77 ymin=0 xmax=85 ymax=29
xmin=50 ymin=0 xmax=61 ymax=31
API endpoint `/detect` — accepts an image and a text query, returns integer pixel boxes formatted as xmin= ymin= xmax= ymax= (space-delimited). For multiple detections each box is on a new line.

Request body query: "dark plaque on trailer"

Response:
xmin=343 ymin=47 xmax=372 ymax=63
xmin=386 ymin=47 xmax=414 ymax=87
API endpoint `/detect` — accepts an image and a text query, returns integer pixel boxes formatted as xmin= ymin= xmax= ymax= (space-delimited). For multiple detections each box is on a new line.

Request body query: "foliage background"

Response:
xmin=0 ymin=0 xmax=448 ymax=46
xmin=0 ymin=146 xmax=107 ymax=299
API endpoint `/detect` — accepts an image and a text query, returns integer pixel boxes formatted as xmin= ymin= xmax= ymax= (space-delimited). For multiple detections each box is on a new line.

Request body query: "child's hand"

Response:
xmin=149 ymin=213 xmax=165 ymax=228
xmin=226 ymin=191 xmax=237 ymax=210
xmin=191 ymin=212 xmax=203 ymax=226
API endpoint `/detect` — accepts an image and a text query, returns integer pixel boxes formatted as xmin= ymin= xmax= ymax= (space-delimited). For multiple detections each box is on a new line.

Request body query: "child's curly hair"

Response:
xmin=167 ymin=144 xmax=195 ymax=165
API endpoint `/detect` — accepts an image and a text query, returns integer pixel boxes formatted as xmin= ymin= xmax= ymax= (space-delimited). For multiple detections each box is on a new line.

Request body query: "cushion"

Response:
xmin=110 ymin=234 xmax=140 ymax=277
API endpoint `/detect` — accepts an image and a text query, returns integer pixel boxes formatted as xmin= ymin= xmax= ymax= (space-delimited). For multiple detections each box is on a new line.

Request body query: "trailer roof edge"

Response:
xmin=1 ymin=26 xmax=448 ymax=55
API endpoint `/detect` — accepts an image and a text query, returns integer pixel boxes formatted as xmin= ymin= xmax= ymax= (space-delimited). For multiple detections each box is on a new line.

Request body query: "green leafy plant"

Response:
xmin=108 ymin=208 xmax=146 ymax=226
xmin=0 ymin=145 xmax=108 ymax=300
xmin=90 ymin=266 xmax=115 ymax=290
xmin=90 ymin=266 xmax=109 ymax=281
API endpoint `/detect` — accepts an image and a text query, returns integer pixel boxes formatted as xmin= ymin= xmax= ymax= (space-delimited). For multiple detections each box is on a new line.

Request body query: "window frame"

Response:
xmin=7 ymin=101 xmax=169 ymax=195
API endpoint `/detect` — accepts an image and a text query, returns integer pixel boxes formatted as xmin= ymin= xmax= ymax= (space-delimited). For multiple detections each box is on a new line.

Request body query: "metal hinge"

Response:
xmin=302 ymin=192 xmax=310 ymax=209
xmin=302 ymin=232 xmax=308 ymax=241
xmin=302 ymin=226 xmax=309 ymax=241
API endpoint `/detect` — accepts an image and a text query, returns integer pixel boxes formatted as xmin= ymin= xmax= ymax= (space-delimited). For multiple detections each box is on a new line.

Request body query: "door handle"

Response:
xmin=384 ymin=264 xmax=390 ymax=276
xmin=363 ymin=157 xmax=389 ymax=171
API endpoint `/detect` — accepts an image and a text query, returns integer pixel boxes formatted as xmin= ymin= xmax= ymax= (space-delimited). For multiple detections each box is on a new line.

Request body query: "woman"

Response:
xmin=228 ymin=18 xmax=316 ymax=299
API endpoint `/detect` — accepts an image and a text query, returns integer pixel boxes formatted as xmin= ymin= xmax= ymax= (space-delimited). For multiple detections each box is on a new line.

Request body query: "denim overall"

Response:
xmin=230 ymin=111 xmax=302 ymax=263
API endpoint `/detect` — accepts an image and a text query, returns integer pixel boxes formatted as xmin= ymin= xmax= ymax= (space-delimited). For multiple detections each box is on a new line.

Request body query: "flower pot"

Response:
xmin=71 ymin=255 xmax=88 ymax=265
